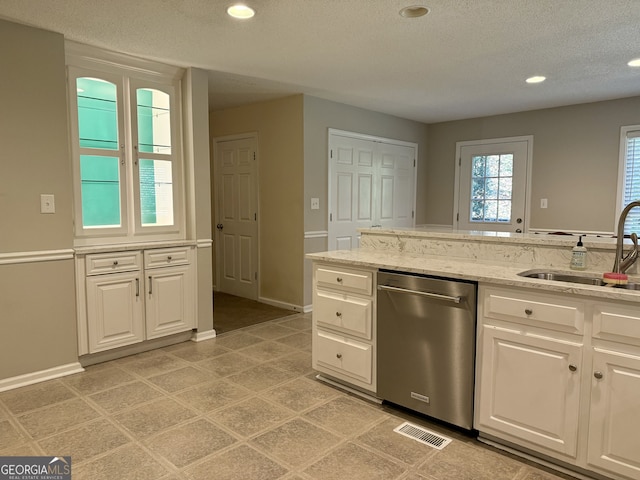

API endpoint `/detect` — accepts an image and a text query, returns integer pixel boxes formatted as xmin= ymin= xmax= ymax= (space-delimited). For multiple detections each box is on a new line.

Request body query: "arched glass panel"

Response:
xmin=76 ymin=78 xmax=118 ymax=150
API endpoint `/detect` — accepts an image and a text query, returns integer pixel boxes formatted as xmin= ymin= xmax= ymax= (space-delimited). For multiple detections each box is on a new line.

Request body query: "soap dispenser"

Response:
xmin=570 ymin=235 xmax=587 ymax=270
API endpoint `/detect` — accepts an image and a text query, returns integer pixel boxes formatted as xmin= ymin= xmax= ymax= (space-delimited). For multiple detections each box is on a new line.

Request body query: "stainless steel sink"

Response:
xmin=517 ymin=269 xmax=640 ymax=290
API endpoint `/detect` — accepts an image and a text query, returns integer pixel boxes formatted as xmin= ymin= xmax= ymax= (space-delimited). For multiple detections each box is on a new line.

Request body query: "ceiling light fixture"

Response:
xmin=227 ymin=4 xmax=255 ymax=19
xmin=399 ymin=5 xmax=430 ymax=18
xmin=628 ymin=58 xmax=640 ymax=67
xmin=526 ymin=76 xmax=546 ymax=84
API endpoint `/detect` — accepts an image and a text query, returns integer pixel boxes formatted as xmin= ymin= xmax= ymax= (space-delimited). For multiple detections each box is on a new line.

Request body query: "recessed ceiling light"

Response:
xmin=399 ymin=5 xmax=430 ymax=18
xmin=628 ymin=58 xmax=640 ymax=67
xmin=526 ymin=76 xmax=546 ymax=84
xmin=227 ymin=4 xmax=255 ymax=19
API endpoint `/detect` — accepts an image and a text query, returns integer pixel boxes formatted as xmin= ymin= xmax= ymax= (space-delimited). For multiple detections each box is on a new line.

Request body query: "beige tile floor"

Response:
xmin=0 ymin=313 xmax=578 ymax=480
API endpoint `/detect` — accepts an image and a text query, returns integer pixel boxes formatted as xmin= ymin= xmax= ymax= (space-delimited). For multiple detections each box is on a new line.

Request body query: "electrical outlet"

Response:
xmin=311 ymin=198 xmax=320 ymax=210
xmin=40 ymin=194 xmax=55 ymax=214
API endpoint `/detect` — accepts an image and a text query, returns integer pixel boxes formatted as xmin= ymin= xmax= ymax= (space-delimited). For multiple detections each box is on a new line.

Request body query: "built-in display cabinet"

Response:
xmin=76 ymin=245 xmax=196 ymax=356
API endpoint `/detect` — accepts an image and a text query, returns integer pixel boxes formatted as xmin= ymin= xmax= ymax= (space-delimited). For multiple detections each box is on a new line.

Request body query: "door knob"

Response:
xmin=594 ymin=371 xmax=603 ymax=380
xmin=216 ymin=223 xmax=223 ymax=230
xmin=516 ymin=218 xmax=523 ymax=224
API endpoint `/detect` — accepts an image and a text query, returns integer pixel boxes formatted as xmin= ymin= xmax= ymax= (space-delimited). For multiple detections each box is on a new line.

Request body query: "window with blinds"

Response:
xmin=619 ymin=127 xmax=640 ymax=235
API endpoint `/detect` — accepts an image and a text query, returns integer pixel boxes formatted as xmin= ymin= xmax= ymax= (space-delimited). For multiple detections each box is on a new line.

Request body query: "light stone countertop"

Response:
xmin=307 ymin=248 xmax=640 ymax=304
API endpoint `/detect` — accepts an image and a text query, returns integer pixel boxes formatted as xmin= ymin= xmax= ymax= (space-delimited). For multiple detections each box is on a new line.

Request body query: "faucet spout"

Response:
xmin=613 ymin=201 xmax=640 ymax=274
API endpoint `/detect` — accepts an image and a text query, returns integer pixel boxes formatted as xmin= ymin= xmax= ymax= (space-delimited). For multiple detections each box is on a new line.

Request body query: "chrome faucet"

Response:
xmin=613 ymin=200 xmax=640 ymax=274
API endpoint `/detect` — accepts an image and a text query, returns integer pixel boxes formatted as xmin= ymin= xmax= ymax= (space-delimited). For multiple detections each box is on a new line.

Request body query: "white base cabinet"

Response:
xmin=312 ymin=263 xmax=376 ymax=393
xmin=78 ymin=245 xmax=196 ymax=356
xmin=476 ymin=284 xmax=640 ymax=480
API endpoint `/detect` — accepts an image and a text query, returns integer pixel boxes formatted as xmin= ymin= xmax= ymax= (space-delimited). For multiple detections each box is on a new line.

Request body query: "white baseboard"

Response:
xmin=258 ymin=296 xmax=304 ymax=313
xmin=0 ymin=362 xmax=84 ymax=393
xmin=191 ymin=329 xmax=217 ymax=342
xmin=302 ymin=304 xmax=313 ymax=313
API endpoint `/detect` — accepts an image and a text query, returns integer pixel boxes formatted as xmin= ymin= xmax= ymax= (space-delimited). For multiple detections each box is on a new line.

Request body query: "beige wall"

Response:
xmin=0 ymin=20 xmax=78 ymax=380
xmin=210 ymin=96 xmax=305 ymax=307
xmin=425 ymin=96 xmax=640 ymax=232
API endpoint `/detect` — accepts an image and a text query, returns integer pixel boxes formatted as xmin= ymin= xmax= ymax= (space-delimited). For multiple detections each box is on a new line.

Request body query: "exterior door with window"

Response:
xmin=455 ymin=137 xmax=531 ymax=232
xmin=214 ymin=136 xmax=258 ymax=300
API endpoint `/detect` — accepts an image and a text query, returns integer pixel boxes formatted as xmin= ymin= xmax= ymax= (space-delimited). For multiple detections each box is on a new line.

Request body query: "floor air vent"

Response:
xmin=394 ymin=422 xmax=452 ymax=450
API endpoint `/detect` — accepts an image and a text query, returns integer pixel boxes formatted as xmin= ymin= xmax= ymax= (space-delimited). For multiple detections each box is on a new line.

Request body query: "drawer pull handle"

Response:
xmin=336 ymin=312 xmax=342 ymax=318
xmin=594 ymin=371 xmax=603 ymax=380
xmin=135 ymin=278 xmax=140 ymax=297
xmin=568 ymin=364 xmax=577 ymax=372
xmin=336 ymin=353 xmax=342 ymax=359
xmin=113 ymin=260 xmax=119 ymax=266
xmin=524 ymin=308 xmax=533 ymax=315
xmin=336 ymin=277 xmax=343 ymax=283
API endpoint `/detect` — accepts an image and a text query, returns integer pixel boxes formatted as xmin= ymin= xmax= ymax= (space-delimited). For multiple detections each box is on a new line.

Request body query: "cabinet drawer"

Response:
xmin=314 ymin=289 xmax=372 ymax=339
xmin=144 ymin=247 xmax=191 ymax=269
xmin=483 ymin=287 xmax=584 ymax=334
xmin=593 ymin=302 xmax=640 ymax=347
xmin=86 ymin=251 xmax=142 ymax=275
xmin=315 ymin=329 xmax=372 ymax=384
xmin=316 ymin=265 xmax=372 ymax=295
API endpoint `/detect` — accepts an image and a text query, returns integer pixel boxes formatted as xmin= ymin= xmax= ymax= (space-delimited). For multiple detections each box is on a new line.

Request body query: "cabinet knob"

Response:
xmin=336 ymin=312 xmax=342 ymax=318
xmin=568 ymin=364 xmax=577 ymax=372
xmin=336 ymin=277 xmax=343 ymax=283
xmin=113 ymin=260 xmax=119 ymax=266
xmin=524 ymin=308 xmax=533 ymax=316
xmin=336 ymin=353 xmax=342 ymax=359
xmin=167 ymin=256 xmax=172 ymax=261
xmin=594 ymin=371 xmax=603 ymax=380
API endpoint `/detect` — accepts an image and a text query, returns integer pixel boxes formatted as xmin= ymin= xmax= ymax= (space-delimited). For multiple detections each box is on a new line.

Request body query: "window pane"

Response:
xmin=485 ymin=156 xmax=500 ymax=176
xmin=623 ymin=135 xmax=640 ymax=235
xmin=498 ymin=200 xmax=512 ymax=222
xmin=140 ymin=159 xmax=174 ymax=226
xmin=80 ymin=155 xmax=121 ymax=227
xmin=472 ymin=156 xmax=485 ymax=177
xmin=137 ymin=89 xmax=171 ymax=154
xmin=471 ymin=201 xmax=484 ymax=221
xmin=468 ymin=152 xmax=514 ymax=225
xmin=471 ymin=179 xmax=485 ymax=199
xmin=484 ymin=200 xmax=498 ymax=222
xmin=77 ymin=78 xmax=118 ymax=150
xmin=498 ymin=177 xmax=512 ymax=199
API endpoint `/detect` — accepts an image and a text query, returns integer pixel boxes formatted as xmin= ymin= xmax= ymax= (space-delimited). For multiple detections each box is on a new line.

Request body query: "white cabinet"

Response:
xmin=86 ymin=270 xmax=144 ymax=352
xmin=477 ymin=325 xmax=583 ymax=457
xmin=587 ymin=302 xmax=640 ymax=480
xmin=79 ymin=245 xmax=195 ymax=355
xmin=312 ymin=263 xmax=376 ymax=393
xmin=477 ymin=285 xmax=640 ymax=480
xmin=144 ymin=247 xmax=195 ymax=339
xmin=476 ymin=286 xmax=584 ymax=458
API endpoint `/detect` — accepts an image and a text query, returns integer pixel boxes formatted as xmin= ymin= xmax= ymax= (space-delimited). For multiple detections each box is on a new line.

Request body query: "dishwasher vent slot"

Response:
xmin=394 ymin=422 xmax=452 ymax=450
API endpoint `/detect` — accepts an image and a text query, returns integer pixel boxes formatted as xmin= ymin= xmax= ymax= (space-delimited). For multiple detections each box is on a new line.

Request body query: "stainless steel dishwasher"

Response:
xmin=377 ymin=269 xmax=477 ymax=430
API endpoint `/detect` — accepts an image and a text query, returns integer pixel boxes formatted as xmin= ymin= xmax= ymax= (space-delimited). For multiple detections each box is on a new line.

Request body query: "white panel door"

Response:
xmin=328 ymin=131 xmax=416 ymax=250
xmin=476 ymin=326 xmax=582 ymax=456
xmin=329 ymin=135 xmax=375 ymax=250
xmin=587 ymin=348 xmax=640 ymax=479
xmin=455 ymin=137 xmax=531 ymax=232
xmin=146 ymin=265 xmax=194 ymax=339
xmin=377 ymin=141 xmax=416 ymax=228
xmin=86 ymin=272 xmax=144 ymax=352
xmin=215 ymin=136 xmax=258 ymax=299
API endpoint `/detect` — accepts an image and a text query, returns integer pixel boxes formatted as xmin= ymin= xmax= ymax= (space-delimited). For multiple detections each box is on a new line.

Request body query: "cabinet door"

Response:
xmin=476 ymin=326 xmax=583 ymax=457
xmin=145 ymin=265 xmax=194 ymax=339
xmin=86 ymin=272 xmax=144 ymax=352
xmin=587 ymin=348 xmax=640 ymax=479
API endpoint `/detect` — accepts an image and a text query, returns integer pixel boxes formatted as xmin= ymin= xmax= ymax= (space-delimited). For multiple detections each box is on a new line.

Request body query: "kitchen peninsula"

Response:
xmin=308 ymin=227 xmax=640 ymax=480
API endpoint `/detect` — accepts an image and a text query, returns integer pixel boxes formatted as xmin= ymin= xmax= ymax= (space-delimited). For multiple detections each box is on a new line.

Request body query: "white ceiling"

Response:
xmin=2 ymin=0 xmax=640 ymax=123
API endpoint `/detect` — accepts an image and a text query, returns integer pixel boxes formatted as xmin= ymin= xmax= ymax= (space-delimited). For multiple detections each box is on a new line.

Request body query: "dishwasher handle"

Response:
xmin=377 ymin=284 xmax=462 ymax=304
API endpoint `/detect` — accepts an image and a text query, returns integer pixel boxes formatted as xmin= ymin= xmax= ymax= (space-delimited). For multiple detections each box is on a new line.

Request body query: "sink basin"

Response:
xmin=517 ymin=269 xmax=640 ymax=290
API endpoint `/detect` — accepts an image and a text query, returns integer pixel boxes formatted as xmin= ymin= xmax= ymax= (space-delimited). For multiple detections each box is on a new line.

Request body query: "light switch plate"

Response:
xmin=540 ymin=198 xmax=548 ymax=209
xmin=40 ymin=194 xmax=55 ymax=214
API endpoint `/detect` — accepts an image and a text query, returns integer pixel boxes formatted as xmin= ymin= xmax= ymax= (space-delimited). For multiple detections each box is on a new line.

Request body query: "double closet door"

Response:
xmin=328 ymin=130 xmax=417 ymax=250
